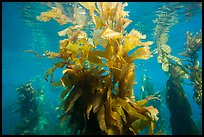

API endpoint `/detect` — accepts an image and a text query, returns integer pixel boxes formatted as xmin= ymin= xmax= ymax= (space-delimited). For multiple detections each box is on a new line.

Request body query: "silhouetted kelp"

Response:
xmin=166 ymin=76 xmax=200 ymax=135
xmin=154 ymin=3 xmax=202 ymax=135
xmin=14 ymin=83 xmax=48 ymax=135
xmin=36 ymin=2 xmax=160 ymax=135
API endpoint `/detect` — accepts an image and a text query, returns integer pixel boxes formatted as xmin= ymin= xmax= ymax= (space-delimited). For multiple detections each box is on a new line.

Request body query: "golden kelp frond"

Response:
xmin=123 ymin=34 xmax=141 ymax=53
xmin=94 ymin=15 xmax=103 ymax=29
xmin=101 ymin=27 xmax=122 ymax=40
xmin=135 ymin=95 xmax=160 ymax=107
xmin=62 ymin=87 xmax=83 ymax=114
xmin=36 ymin=7 xmax=69 ymax=25
xmin=73 ymin=4 xmax=88 ymax=26
xmin=79 ymin=2 xmax=131 ymax=34
xmin=123 ymin=30 xmax=153 ymax=60
xmin=38 ymin=3 xmax=93 ymax=29
xmin=146 ymin=106 xmax=159 ymax=121
xmin=157 ymin=45 xmax=172 ymax=72
xmin=158 ymin=34 xmax=169 ymax=45
xmin=128 ymin=46 xmax=152 ymax=61
xmin=129 ymin=29 xmax=146 ymax=39
xmin=78 ymin=2 xmax=98 ymax=28
xmin=92 ymin=29 xmax=108 ymax=47
xmin=154 ymin=29 xmax=185 ymax=75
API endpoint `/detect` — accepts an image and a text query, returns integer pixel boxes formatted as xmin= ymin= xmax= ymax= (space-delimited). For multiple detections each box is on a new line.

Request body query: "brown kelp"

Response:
xmin=14 ymin=83 xmax=47 ymax=135
xmin=180 ymin=31 xmax=202 ymax=109
xmin=37 ymin=2 xmax=159 ymax=135
xmin=154 ymin=3 xmax=201 ymax=135
xmin=166 ymin=76 xmax=200 ymax=135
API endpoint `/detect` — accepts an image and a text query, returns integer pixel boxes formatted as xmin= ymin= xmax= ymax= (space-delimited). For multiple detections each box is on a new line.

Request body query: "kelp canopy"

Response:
xmin=36 ymin=2 xmax=159 ymax=135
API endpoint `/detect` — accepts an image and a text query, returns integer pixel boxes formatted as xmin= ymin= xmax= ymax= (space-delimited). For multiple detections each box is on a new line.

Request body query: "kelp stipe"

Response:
xmin=37 ymin=2 xmax=159 ymax=135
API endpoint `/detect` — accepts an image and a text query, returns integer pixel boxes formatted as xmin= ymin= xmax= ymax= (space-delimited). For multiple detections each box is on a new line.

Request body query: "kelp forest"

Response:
xmin=2 ymin=2 xmax=202 ymax=135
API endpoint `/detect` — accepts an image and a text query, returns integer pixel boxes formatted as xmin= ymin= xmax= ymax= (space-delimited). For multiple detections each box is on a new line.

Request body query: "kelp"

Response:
xmin=153 ymin=4 xmax=182 ymax=73
xmin=180 ymin=31 xmax=202 ymax=108
xmin=38 ymin=2 xmax=94 ymax=29
xmin=14 ymin=83 xmax=46 ymax=135
xmin=153 ymin=3 xmax=202 ymax=135
xmin=166 ymin=77 xmax=201 ymax=135
xmin=36 ymin=7 xmax=69 ymax=25
xmin=153 ymin=3 xmax=191 ymax=81
xmin=37 ymin=2 xmax=158 ymax=135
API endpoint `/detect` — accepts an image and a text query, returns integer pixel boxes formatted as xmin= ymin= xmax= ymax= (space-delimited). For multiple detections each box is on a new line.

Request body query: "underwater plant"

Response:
xmin=13 ymin=83 xmax=47 ymax=135
xmin=153 ymin=3 xmax=201 ymax=135
xmin=166 ymin=75 xmax=201 ymax=135
xmin=180 ymin=31 xmax=202 ymax=109
xmin=36 ymin=2 xmax=160 ymax=135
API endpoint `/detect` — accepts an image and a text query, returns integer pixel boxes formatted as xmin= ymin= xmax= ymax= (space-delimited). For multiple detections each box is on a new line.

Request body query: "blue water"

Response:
xmin=2 ymin=2 xmax=202 ymax=135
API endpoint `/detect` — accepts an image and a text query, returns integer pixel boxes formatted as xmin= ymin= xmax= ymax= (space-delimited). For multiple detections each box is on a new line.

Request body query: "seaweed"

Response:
xmin=37 ymin=2 xmax=159 ymax=135
xmin=180 ymin=31 xmax=202 ymax=108
xmin=153 ymin=4 xmax=202 ymax=135
xmin=14 ymin=83 xmax=48 ymax=135
xmin=166 ymin=76 xmax=201 ymax=135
